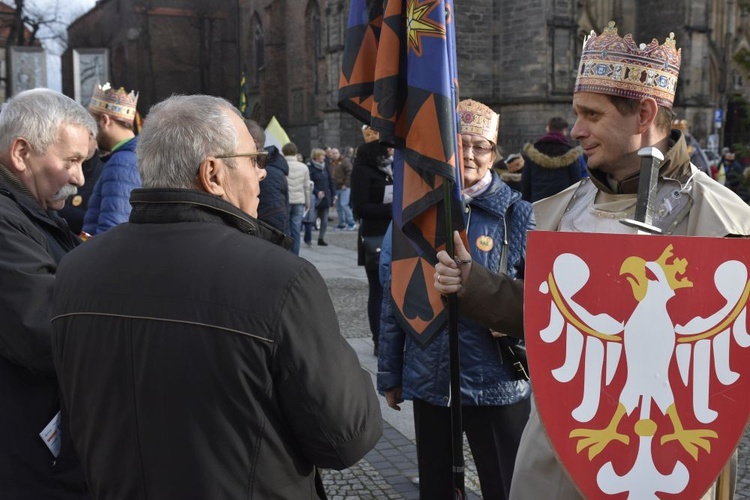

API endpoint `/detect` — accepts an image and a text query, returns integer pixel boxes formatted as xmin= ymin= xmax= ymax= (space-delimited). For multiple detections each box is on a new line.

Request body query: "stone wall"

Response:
xmin=64 ymin=0 xmax=239 ymax=114
xmin=66 ymin=0 xmax=747 ymax=155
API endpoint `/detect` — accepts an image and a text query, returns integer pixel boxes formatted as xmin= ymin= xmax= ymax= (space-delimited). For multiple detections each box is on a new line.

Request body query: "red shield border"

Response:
xmin=524 ymin=231 xmax=750 ymax=499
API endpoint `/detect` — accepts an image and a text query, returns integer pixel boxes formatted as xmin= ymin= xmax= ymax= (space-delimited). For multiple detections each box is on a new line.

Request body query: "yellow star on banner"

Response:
xmin=406 ymin=0 xmax=446 ymax=56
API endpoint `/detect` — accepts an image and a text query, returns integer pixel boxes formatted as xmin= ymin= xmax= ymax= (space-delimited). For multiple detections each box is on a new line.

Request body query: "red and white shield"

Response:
xmin=524 ymin=231 xmax=750 ymax=499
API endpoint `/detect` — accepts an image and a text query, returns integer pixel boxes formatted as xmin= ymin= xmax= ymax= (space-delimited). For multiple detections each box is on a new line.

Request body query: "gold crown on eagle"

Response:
xmin=575 ymin=21 xmax=681 ymax=108
xmin=458 ymin=99 xmax=499 ymax=144
xmin=88 ymin=82 xmax=139 ymax=124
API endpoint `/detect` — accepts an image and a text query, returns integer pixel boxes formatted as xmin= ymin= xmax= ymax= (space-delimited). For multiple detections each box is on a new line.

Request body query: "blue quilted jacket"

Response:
xmin=378 ymin=172 xmax=534 ymax=406
xmin=82 ymin=136 xmax=140 ymax=235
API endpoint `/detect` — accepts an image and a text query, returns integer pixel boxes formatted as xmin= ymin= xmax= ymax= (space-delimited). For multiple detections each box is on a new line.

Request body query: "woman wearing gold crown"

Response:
xmin=378 ymin=99 xmax=535 ymax=499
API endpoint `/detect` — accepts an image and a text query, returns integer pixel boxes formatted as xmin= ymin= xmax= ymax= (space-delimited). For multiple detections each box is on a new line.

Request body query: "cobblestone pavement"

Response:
xmin=302 ymin=227 xmax=750 ymax=499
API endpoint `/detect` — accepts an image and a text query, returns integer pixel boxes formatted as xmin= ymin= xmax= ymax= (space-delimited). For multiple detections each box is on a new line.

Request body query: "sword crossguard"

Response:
xmin=637 ymin=147 xmax=665 ymax=161
xmin=620 ymin=218 xmax=663 ymax=234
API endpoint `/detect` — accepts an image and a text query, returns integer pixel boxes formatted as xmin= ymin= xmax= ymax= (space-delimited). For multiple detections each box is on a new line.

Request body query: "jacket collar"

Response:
xmin=538 ymin=131 xmax=570 ymax=145
xmin=0 ymin=163 xmax=58 ymax=222
xmin=129 ymin=188 xmax=292 ymax=248
xmin=0 ymin=163 xmax=79 ymax=254
xmin=0 ymin=162 xmax=35 ymax=200
xmin=588 ymin=130 xmax=691 ymax=194
xmin=309 ymin=160 xmax=325 ymax=171
xmin=468 ymin=171 xmax=520 ymax=218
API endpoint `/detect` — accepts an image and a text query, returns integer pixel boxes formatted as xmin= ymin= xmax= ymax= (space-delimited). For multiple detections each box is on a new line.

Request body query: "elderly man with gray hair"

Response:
xmin=0 ymin=88 xmax=97 ymax=498
xmin=51 ymin=94 xmax=382 ymax=499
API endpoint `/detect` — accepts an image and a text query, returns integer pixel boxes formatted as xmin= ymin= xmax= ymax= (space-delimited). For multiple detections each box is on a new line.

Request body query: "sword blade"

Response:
xmin=620 ymin=147 xmax=664 ymax=234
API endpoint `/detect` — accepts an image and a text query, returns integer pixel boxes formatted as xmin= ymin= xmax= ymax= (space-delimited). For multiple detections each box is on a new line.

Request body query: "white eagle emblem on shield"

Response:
xmin=525 ymin=232 xmax=750 ymax=498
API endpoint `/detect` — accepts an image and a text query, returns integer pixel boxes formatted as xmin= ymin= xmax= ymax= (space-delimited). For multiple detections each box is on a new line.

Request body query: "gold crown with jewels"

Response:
xmin=575 ymin=22 xmax=681 ymax=108
xmin=88 ymin=82 xmax=139 ymax=124
xmin=458 ymin=99 xmax=499 ymax=144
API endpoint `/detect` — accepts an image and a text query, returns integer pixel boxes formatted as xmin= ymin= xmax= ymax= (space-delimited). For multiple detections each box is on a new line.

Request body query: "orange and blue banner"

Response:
xmin=338 ymin=0 xmax=464 ymax=346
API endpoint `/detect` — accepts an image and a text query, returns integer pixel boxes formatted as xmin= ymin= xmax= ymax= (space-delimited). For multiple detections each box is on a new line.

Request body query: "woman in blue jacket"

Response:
xmin=378 ymin=99 xmax=534 ymax=499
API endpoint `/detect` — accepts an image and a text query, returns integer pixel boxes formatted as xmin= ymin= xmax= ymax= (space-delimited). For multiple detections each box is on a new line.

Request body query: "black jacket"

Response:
xmin=307 ymin=160 xmax=336 ymax=209
xmin=521 ymin=132 xmax=582 ymax=202
xmin=257 ymin=145 xmax=290 ymax=234
xmin=350 ymin=144 xmax=393 ymax=237
xmin=351 ymin=143 xmax=393 ymax=266
xmin=52 ymin=188 xmax=382 ymax=500
xmin=0 ymin=165 xmax=88 ymax=499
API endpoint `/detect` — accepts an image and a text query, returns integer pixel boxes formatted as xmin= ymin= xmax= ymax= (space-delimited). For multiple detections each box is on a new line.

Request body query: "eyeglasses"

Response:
xmin=215 ymin=151 xmax=268 ymax=169
xmin=463 ymin=144 xmax=494 ymax=156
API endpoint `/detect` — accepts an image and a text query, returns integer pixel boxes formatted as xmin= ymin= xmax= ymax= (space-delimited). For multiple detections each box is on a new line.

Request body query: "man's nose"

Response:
xmin=570 ymin=119 xmax=584 ymax=140
xmin=70 ymin=162 xmax=85 ymax=187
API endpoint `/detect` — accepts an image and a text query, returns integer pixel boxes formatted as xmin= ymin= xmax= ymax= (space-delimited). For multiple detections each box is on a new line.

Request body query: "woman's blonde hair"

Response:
xmin=310 ymin=148 xmax=326 ymax=161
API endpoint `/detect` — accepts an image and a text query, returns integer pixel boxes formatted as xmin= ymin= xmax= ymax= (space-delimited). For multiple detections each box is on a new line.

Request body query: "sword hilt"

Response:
xmin=620 ymin=147 xmax=664 ymax=234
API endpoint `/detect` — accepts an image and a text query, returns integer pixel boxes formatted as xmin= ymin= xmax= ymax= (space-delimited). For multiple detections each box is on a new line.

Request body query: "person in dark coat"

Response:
xmin=351 ymin=128 xmax=393 ymax=354
xmin=0 ymin=88 xmax=97 ymax=499
xmin=246 ymin=119 xmax=291 ymax=235
xmin=259 ymin=145 xmax=290 ymax=234
xmin=521 ymin=116 xmax=582 ymax=202
xmin=307 ymin=147 xmax=337 ymax=245
xmin=493 ymin=152 xmax=524 ymax=192
xmin=722 ymin=152 xmax=748 ymax=201
xmin=51 ymin=95 xmax=382 ymax=500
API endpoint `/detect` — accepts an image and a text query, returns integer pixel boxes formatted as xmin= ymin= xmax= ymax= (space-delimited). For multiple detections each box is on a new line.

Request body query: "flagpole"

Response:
xmin=443 ymin=180 xmax=465 ymax=499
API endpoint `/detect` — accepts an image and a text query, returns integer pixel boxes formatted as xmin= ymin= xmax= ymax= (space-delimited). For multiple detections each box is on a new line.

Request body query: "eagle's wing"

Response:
xmin=673 ymin=260 xmax=750 ymax=423
xmin=539 ymin=253 xmax=624 ymax=423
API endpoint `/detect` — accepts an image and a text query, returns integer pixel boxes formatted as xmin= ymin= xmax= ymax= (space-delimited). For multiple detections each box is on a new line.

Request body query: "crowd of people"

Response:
xmin=0 ymin=88 xmax=381 ymax=500
xmin=2 ymin=16 xmax=750 ymax=500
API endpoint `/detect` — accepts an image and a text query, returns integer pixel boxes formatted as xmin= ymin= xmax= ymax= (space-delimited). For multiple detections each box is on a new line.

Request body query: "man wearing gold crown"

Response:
xmin=82 ymin=82 xmax=141 ymax=236
xmin=433 ymin=22 xmax=750 ymax=499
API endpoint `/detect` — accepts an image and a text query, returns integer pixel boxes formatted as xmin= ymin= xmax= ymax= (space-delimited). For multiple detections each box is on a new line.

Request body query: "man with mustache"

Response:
xmin=0 ymin=88 xmax=97 ymax=498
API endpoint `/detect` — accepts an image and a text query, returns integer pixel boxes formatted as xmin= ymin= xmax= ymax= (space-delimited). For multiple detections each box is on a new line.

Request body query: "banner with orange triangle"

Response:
xmin=339 ymin=0 xmax=465 ymax=346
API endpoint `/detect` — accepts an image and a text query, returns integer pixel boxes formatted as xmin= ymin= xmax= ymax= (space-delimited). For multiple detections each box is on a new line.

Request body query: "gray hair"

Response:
xmin=0 ymin=88 xmax=97 ymax=155
xmin=137 ymin=95 xmax=241 ymax=188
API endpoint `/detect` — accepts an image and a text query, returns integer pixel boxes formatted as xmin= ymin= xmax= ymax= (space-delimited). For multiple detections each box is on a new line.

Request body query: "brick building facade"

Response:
xmin=62 ymin=0 xmax=239 ymax=115
xmin=64 ymin=0 xmax=749 ymax=156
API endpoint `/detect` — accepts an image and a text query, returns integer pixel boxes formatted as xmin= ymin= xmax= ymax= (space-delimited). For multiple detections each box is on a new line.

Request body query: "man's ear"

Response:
xmin=98 ymin=113 xmax=110 ymax=128
xmin=638 ymin=98 xmax=659 ymax=133
xmin=195 ymin=157 xmax=226 ymax=197
xmin=8 ymin=137 xmax=33 ymax=172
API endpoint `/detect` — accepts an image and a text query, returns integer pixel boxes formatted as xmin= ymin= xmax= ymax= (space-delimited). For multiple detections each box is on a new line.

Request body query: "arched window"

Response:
xmin=307 ymin=1 xmax=321 ymax=97
xmin=252 ymin=13 xmax=264 ymax=85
